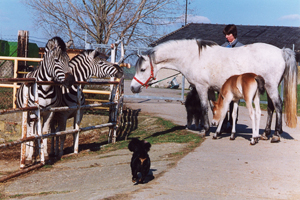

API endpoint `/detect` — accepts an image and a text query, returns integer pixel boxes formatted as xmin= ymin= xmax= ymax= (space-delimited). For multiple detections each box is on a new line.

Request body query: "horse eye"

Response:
xmin=141 ymin=69 xmax=146 ymax=72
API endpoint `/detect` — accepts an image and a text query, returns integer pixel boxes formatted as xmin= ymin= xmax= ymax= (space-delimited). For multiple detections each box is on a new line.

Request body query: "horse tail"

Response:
xmin=255 ymin=75 xmax=265 ymax=95
xmin=282 ymin=48 xmax=298 ymax=128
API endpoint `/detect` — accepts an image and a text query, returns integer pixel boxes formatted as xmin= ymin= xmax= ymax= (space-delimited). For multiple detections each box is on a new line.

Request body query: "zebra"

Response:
xmin=50 ymin=49 xmax=123 ymax=157
xmin=16 ymin=36 xmax=74 ymax=164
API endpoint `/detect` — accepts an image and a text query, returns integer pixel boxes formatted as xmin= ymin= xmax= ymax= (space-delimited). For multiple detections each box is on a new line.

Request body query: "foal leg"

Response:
xmin=245 ymin=100 xmax=257 ymax=145
xmin=230 ymin=101 xmax=239 ymax=140
xmin=253 ymin=94 xmax=261 ymax=142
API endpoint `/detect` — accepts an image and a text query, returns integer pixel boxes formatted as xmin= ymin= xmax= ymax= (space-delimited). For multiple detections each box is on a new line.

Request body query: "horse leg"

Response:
xmin=261 ymin=94 xmax=274 ymax=140
xmin=271 ymin=94 xmax=283 ymax=143
xmin=263 ymin=91 xmax=282 ymax=143
xmin=198 ymin=89 xmax=210 ymax=137
xmin=186 ymin=111 xmax=193 ymax=129
xmin=230 ymin=101 xmax=239 ymax=141
xmin=194 ymin=113 xmax=200 ymax=130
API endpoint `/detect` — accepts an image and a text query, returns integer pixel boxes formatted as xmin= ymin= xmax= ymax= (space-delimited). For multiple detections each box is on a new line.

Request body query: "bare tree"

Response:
xmin=23 ymin=0 xmax=180 ymax=48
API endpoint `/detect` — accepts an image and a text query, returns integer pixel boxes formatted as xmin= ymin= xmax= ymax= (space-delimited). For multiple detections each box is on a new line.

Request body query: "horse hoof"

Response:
xmin=230 ymin=132 xmax=235 ymax=140
xmin=212 ymin=134 xmax=217 ymax=139
xmin=271 ymin=136 xmax=280 ymax=143
xmin=260 ymin=135 xmax=268 ymax=140
xmin=199 ymin=130 xmax=206 ymax=137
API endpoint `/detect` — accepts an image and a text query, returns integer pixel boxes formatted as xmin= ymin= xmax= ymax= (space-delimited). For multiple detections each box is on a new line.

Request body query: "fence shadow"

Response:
xmin=117 ymin=107 xmax=141 ymax=141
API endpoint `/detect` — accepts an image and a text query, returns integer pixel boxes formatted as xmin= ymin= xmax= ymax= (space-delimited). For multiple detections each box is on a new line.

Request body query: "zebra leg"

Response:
xmin=25 ymin=120 xmax=35 ymax=164
xmin=59 ymin=135 xmax=66 ymax=158
xmin=41 ymin=112 xmax=56 ymax=160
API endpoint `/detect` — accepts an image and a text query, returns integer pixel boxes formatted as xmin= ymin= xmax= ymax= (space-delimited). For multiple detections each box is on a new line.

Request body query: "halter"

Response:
xmin=133 ymin=55 xmax=156 ymax=88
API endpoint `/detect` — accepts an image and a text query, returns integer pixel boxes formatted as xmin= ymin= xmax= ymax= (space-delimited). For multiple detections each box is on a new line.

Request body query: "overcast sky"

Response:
xmin=0 ymin=0 xmax=299 ymax=45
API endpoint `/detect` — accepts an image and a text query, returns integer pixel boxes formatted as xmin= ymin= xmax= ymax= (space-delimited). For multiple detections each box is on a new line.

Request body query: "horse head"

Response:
xmin=130 ymin=53 xmax=156 ymax=93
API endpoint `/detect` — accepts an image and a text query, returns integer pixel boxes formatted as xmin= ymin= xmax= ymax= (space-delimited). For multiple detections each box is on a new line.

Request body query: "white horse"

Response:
xmin=211 ymin=73 xmax=265 ymax=145
xmin=130 ymin=39 xmax=298 ymax=142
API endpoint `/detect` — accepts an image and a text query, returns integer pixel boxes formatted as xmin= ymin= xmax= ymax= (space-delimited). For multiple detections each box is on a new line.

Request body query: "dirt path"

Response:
xmin=124 ymin=81 xmax=300 ymax=200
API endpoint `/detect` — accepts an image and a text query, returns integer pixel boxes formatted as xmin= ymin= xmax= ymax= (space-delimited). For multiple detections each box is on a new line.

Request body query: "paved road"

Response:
xmin=124 ymin=80 xmax=300 ymax=200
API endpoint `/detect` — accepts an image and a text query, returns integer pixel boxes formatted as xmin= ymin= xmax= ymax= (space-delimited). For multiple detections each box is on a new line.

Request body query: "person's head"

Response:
xmin=223 ymin=24 xmax=237 ymax=43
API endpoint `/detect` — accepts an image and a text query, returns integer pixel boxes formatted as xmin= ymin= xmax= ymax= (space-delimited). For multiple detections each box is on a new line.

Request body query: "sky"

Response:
xmin=0 ymin=0 xmax=300 ymax=46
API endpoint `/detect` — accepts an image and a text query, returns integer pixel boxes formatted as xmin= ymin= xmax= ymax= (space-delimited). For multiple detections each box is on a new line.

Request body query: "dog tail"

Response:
xmin=255 ymin=75 xmax=265 ymax=95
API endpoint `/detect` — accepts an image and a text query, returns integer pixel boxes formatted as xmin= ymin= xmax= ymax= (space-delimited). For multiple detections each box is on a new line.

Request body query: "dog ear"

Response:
xmin=128 ymin=138 xmax=139 ymax=152
xmin=143 ymin=141 xmax=151 ymax=152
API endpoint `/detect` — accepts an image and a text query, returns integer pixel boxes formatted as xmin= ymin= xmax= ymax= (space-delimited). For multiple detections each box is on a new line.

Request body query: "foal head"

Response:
xmin=211 ymin=93 xmax=226 ymax=126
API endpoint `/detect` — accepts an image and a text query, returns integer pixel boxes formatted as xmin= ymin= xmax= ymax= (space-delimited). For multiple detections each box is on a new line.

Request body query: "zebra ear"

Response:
xmin=47 ymin=40 xmax=57 ymax=51
xmin=66 ymin=40 xmax=73 ymax=49
xmin=89 ymin=49 xmax=99 ymax=59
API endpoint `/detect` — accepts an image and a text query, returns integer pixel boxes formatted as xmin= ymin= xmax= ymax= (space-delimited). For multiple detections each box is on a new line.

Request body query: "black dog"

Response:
xmin=128 ymin=138 xmax=151 ymax=184
xmin=185 ymin=86 xmax=201 ymax=130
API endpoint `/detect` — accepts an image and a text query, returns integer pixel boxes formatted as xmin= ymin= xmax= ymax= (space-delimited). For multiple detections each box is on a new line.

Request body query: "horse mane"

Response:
xmin=196 ymin=39 xmax=218 ymax=55
xmin=135 ymin=39 xmax=218 ymax=69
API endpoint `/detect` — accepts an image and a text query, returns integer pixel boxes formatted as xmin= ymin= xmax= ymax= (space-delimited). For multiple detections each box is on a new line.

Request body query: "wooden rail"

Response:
xmin=0 ymin=56 xmax=114 ymax=108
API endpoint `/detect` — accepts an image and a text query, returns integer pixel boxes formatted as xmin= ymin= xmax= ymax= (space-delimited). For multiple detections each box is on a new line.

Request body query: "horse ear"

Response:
xmin=137 ymin=55 xmax=146 ymax=60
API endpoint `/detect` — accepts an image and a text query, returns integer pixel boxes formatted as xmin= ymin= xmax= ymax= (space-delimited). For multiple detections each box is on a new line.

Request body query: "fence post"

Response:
xmin=20 ymin=84 xmax=29 ymax=169
xmin=74 ymin=85 xmax=81 ymax=153
xmin=17 ymin=30 xmax=29 ymax=71
xmin=33 ymin=81 xmax=45 ymax=164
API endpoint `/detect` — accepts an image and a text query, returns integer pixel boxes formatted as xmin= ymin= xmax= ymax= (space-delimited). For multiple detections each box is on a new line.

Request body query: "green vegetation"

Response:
xmin=93 ymin=115 xmax=204 ymax=156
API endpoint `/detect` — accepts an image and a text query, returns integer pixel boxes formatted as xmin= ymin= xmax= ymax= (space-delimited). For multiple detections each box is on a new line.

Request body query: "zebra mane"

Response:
xmin=46 ymin=36 xmax=67 ymax=52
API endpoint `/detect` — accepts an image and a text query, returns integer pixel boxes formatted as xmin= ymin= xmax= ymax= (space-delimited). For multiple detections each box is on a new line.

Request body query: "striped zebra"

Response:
xmin=51 ymin=49 xmax=123 ymax=157
xmin=16 ymin=37 xmax=74 ymax=164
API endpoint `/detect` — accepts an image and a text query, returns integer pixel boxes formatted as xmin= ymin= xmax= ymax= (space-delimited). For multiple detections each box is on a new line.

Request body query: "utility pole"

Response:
xmin=185 ymin=0 xmax=187 ymax=25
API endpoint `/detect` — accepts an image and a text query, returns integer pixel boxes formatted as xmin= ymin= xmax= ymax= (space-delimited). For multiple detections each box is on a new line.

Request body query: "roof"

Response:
xmin=150 ymin=23 xmax=300 ymax=52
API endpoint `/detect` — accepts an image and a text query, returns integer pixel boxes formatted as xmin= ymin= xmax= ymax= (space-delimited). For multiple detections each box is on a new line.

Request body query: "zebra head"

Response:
xmin=43 ymin=37 xmax=74 ymax=87
xmin=86 ymin=49 xmax=123 ymax=79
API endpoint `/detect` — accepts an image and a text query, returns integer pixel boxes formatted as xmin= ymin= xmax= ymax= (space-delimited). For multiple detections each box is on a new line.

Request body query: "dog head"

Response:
xmin=128 ymin=138 xmax=151 ymax=156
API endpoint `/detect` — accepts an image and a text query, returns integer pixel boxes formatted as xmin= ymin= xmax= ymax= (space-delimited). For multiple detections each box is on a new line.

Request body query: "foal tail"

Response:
xmin=282 ymin=48 xmax=298 ymax=128
xmin=255 ymin=75 xmax=265 ymax=95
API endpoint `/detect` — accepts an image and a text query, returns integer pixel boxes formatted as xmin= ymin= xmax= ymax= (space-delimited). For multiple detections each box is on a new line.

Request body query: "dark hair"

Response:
xmin=223 ymin=24 xmax=238 ymax=38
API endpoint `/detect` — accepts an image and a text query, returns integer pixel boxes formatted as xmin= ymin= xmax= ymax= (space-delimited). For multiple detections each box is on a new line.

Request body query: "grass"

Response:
xmin=0 ymin=114 xmax=203 ymax=199
xmin=87 ymin=115 xmax=204 ymax=156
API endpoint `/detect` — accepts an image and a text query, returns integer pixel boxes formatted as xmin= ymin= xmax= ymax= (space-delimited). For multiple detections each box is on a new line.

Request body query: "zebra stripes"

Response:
xmin=16 ymin=37 xmax=73 ymax=163
xmin=51 ymin=49 xmax=123 ymax=157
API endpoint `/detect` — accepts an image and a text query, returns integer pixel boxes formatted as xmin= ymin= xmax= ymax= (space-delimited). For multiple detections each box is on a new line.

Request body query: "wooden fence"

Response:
xmin=0 ymin=57 xmax=124 ymax=182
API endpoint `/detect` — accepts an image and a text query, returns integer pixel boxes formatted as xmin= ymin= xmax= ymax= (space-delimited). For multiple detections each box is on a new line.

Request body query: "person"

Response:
xmin=221 ymin=24 xmax=243 ymax=132
xmin=222 ymin=24 xmax=243 ymax=48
